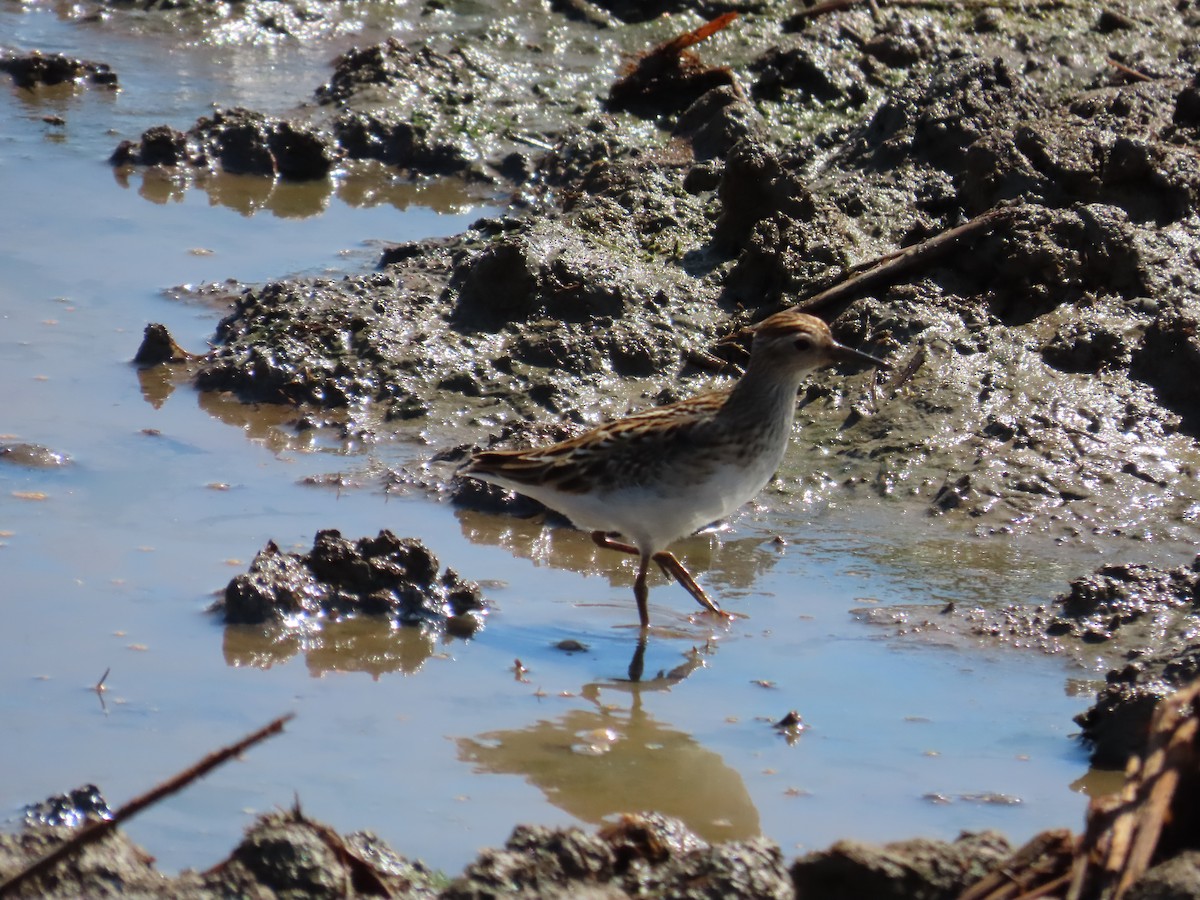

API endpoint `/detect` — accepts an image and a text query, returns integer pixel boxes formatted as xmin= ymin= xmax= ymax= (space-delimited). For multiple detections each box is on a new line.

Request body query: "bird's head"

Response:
xmin=750 ymin=310 xmax=889 ymax=374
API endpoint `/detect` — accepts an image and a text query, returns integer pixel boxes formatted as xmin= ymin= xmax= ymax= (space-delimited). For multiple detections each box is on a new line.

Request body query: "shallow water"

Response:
xmin=0 ymin=3 xmax=1139 ymax=877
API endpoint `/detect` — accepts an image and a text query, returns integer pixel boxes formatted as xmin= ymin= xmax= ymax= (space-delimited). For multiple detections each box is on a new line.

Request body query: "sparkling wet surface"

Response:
xmin=0 ymin=3 xmax=1156 ymax=877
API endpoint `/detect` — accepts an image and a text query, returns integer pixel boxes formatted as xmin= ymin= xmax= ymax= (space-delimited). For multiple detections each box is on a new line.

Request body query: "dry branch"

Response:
xmin=792 ymin=205 xmax=1023 ymax=316
xmin=0 ymin=713 xmax=295 ymax=898
xmin=787 ymin=0 xmax=1070 ymax=23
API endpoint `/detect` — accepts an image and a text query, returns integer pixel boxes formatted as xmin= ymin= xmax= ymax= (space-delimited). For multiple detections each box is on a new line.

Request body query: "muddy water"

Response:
xmin=0 ymin=3 xmax=1145 ymax=878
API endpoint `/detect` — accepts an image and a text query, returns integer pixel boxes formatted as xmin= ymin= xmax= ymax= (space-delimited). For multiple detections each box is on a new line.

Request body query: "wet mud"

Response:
xmin=221 ymin=530 xmax=483 ymax=625
xmin=121 ymin=12 xmax=1200 ymax=555
xmin=0 ymin=791 xmax=1009 ymax=899
xmin=194 ymin=527 xmax=490 ymax=677
xmin=0 ymin=49 xmax=118 ymax=89
xmin=10 ymin=0 xmax=1200 ymax=893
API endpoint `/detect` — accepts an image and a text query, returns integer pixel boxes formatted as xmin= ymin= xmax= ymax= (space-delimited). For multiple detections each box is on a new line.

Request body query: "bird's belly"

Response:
xmin=471 ymin=439 xmax=786 ymax=553
xmin=581 ymin=457 xmax=778 ymax=550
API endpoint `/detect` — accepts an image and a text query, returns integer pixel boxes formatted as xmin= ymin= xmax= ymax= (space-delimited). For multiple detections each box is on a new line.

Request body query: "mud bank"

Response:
xmin=1 ymin=800 xmax=1007 ymax=899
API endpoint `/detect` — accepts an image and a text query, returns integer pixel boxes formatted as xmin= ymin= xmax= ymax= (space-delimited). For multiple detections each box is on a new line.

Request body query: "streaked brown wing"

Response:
xmin=464 ymin=390 xmax=729 ymax=494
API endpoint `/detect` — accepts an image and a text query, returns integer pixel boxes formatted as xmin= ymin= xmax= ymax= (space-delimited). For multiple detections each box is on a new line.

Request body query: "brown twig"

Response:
xmin=660 ymin=11 xmax=738 ymax=56
xmin=1112 ymin=684 xmax=1200 ymax=897
xmin=788 ymin=0 xmax=1069 ymax=22
xmin=0 ymin=713 xmax=295 ymax=898
xmin=1012 ymin=871 xmax=1074 ymax=899
xmin=959 ymin=828 xmax=1076 ymax=900
xmin=1105 ymin=57 xmax=1154 ymax=82
xmin=1063 ymin=682 xmax=1200 ymax=900
xmin=792 ymin=205 xmax=1023 ymax=316
xmin=887 ymin=344 xmax=926 ymax=391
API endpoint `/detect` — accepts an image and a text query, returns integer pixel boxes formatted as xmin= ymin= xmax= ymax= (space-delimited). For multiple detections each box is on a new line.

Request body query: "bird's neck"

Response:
xmin=720 ymin=360 xmax=810 ymax=430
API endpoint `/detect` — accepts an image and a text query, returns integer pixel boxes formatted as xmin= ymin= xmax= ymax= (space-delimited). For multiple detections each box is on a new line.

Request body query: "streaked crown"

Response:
xmin=749 ymin=310 xmax=888 ymax=371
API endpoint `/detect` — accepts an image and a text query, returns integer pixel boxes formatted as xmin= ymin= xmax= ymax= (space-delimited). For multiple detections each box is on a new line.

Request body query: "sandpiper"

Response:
xmin=460 ymin=310 xmax=888 ymax=627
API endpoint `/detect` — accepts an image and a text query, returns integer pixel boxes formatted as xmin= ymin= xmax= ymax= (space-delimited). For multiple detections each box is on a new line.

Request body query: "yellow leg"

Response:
xmin=651 ymin=551 xmax=727 ymax=617
xmin=589 ymin=531 xmax=729 ymax=619
xmin=633 ymin=553 xmax=651 ymax=628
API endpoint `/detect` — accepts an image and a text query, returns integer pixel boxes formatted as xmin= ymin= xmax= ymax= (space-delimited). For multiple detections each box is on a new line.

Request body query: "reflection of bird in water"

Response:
xmin=455 ymin=676 xmax=760 ymax=842
xmin=460 ymin=311 xmax=888 ymax=627
xmin=599 ymin=632 xmax=711 ymax=687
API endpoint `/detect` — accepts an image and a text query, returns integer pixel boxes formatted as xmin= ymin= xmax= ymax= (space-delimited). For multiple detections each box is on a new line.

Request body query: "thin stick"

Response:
xmin=1012 ymin=871 xmax=1074 ymax=899
xmin=659 ymin=11 xmax=739 ymax=56
xmin=94 ymin=668 xmax=110 ymax=694
xmin=0 ymin=713 xmax=295 ymax=897
xmin=792 ymin=206 xmax=1022 ymax=315
xmin=787 ymin=0 xmax=869 ymax=20
xmin=787 ymin=0 xmax=1069 ymax=21
xmin=1106 ymin=57 xmax=1154 ymax=82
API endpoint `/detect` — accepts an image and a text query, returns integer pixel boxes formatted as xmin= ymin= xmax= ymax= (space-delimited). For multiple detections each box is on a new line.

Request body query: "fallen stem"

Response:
xmin=0 ymin=712 xmax=295 ymax=897
xmin=791 ymin=205 xmax=1023 ymax=316
xmin=787 ymin=0 xmax=1070 ymax=22
xmin=659 ymin=11 xmax=738 ymax=57
xmin=1106 ymin=56 xmax=1155 ymax=82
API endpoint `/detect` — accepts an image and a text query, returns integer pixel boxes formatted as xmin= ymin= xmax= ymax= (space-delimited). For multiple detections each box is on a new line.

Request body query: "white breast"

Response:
xmin=545 ymin=441 xmax=787 ymax=554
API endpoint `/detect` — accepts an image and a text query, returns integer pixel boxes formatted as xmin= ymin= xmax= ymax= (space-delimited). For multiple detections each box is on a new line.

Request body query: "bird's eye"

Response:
xmin=794 ymin=336 xmax=813 ymax=352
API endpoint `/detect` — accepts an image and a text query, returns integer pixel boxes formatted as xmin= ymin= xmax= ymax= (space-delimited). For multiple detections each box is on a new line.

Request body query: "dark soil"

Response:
xmin=119 ymin=10 xmax=1200 ymax=555
xmin=1 ymin=796 xmax=1013 ymax=899
xmin=0 ymin=50 xmax=118 ymax=89
xmin=218 ymin=528 xmax=486 ymax=625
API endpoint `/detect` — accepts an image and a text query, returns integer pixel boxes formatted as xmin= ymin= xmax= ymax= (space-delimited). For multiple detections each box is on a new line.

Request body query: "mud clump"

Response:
xmin=21 ymin=786 xmax=111 ymax=830
xmin=443 ymin=813 xmax=802 ymax=900
xmin=220 ymin=529 xmax=487 ymax=636
xmin=0 ymin=803 xmax=441 ymax=899
xmin=112 ymin=107 xmax=338 ymax=179
xmin=0 ymin=50 xmax=118 ymax=89
xmin=791 ymin=831 xmax=1012 ymax=900
xmin=1079 ymin=644 xmax=1200 ymax=769
xmin=0 ymin=804 xmax=1022 ymax=899
xmin=216 ymin=808 xmax=438 ymax=899
xmin=133 ymin=322 xmax=198 ymax=366
xmin=1069 ymin=561 xmax=1200 ymax=764
xmin=0 ymin=443 xmax=70 ymax=468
